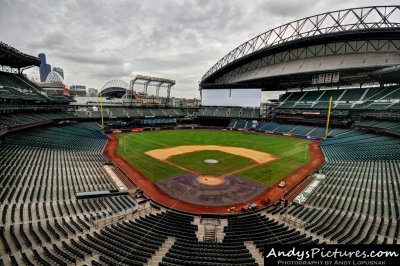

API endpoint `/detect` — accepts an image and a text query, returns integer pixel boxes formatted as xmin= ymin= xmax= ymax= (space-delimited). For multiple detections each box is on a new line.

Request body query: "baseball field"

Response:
xmin=115 ymin=130 xmax=310 ymax=186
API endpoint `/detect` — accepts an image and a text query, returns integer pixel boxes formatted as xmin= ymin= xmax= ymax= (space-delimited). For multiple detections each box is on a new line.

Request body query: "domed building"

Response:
xmin=100 ymin=79 xmax=131 ymax=98
xmin=36 ymin=70 xmax=68 ymax=95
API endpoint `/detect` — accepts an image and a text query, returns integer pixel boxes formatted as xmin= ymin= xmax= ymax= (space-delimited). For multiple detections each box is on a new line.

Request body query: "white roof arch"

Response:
xmin=101 ymin=79 xmax=130 ymax=91
xmin=45 ymin=71 xmax=66 ymax=85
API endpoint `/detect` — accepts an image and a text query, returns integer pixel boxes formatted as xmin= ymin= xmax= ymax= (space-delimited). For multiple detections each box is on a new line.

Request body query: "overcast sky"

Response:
xmin=0 ymin=0 xmax=391 ymax=99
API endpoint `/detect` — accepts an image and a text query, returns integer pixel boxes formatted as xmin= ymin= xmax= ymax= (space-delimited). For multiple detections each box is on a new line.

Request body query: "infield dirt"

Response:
xmin=145 ymin=145 xmax=277 ymax=164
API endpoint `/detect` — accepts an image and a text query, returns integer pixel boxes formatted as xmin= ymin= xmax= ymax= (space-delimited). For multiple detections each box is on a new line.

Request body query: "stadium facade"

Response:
xmin=200 ymin=6 xmax=400 ymax=90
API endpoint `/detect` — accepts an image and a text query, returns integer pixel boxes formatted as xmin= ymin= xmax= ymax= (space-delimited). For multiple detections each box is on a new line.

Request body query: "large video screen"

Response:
xmin=201 ymin=89 xmax=261 ymax=107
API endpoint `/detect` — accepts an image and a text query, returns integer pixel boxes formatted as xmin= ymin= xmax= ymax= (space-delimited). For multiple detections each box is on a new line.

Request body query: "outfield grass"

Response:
xmin=116 ymin=130 xmax=310 ymax=185
xmin=169 ymin=150 xmax=255 ymax=176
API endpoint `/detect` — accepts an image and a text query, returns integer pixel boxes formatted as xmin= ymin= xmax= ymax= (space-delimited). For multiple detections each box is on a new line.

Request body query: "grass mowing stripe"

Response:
xmin=169 ymin=150 xmax=255 ymax=176
xmin=116 ymin=130 xmax=310 ymax=184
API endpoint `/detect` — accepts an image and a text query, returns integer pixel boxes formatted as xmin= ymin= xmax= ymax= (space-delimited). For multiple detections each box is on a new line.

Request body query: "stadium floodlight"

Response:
xmin=129 ymin=74 xmax=176 ymax=107
xmin=134 ymin=74 xmax=176 ymax=85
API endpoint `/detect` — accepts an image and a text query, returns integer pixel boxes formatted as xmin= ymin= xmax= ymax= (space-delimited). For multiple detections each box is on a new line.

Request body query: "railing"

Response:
xmin=90 ymin=208 xmax=138 ymax=228
xmin=201 ymin=6 xmax=400 ymax=82
xmin=279 ymin=212 xmax=305 ymax=229
xmin=0 ymin=104 xmax=68 ymax=110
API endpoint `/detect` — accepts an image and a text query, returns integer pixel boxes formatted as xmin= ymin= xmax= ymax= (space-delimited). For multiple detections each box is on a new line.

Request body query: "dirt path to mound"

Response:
xmin=104 ymin=134 xmax=325 ymax=214
xmin=145 ymin=145 xmax=277 ymax=164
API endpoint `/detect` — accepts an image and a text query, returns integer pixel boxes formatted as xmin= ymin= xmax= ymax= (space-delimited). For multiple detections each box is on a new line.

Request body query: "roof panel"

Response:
xmin=0 ymin=42 xmax=40 ymax=68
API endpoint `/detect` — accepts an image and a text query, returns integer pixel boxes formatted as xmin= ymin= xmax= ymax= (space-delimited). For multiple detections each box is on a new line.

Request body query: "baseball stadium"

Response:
xmin=1 ymin=5 xmax=400 ymax=266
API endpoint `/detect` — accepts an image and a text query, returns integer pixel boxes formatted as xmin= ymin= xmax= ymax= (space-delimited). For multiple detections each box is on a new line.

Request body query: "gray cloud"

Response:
xmin=0 ymin=0 xmax=388 ymax=99
xmin=55 ymin=51 xmax=125 ymax=65
xmin=265 ymin=0 xmax=316 ymax=17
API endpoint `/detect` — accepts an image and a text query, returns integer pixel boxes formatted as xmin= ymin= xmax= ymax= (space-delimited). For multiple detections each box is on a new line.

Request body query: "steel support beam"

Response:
xmin=166 ymin=84 xmax=172 ymax=106
xmin=201 ymin=5 xmax=400 ymax=83
xmin=155 ymin=82 xmax=162 ymax=97
xmin=143 ymin=80 xmax=151 ymax=96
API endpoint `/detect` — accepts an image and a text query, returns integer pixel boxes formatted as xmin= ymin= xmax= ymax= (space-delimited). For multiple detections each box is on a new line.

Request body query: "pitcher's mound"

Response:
xmin=197 ymin=175 xmax=224 ymax=186
xmin=157 ymin=173 xmax=266 ymax=206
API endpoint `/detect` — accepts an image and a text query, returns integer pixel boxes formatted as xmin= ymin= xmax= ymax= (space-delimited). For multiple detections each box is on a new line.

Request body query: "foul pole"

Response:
xmin=100 ymin=91 xmax=104 ymax=130
xmin=325 ymin=96 xmax=333 ymax=138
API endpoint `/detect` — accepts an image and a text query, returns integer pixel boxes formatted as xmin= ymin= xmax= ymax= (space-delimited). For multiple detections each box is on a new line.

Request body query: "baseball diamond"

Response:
xmin=116 ymin=130 xmax=309 ymax=185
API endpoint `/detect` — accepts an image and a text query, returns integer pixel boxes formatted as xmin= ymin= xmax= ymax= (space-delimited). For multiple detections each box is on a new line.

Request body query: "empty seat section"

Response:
xmin=288 ymin=131 xmax=400 ymax=244
xmin=291 ymin=126 xmax=315 ymax=135
xmin=339 ymin=89 xmax=365 ymax=101
xmin=108 ymin=108 xmax=127 ymax=118
xmin=274 ymin=124 xmax=297 ymax=133
xmin=300 ymin=91 xmax=323 ymax=102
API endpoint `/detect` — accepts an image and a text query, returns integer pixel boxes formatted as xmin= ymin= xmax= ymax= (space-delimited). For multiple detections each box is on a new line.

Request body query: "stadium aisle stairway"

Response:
xmin=276 ymin=86 xmax=400 ymax=111
xmin=1 ymin=121 xmax=398 ymax=265
xmin=47 ymin=208 xmax=314 ymax=266
xmin=354 ymin=119 xmax=400 ymax=135
xmin=0 ymin=112 xmax=74 ymax=130
xmin=287 ymin=131 xmax=400 ymax=244
xmin=0 ymin=114 xmax=318 ymax=265
xmin=0 ymin=123 xmax=137 ymax=265
xmin=223 ymin=214 xmax=317 ymax=254
xmin=229 ymin=119 xmax=352 ymax=138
